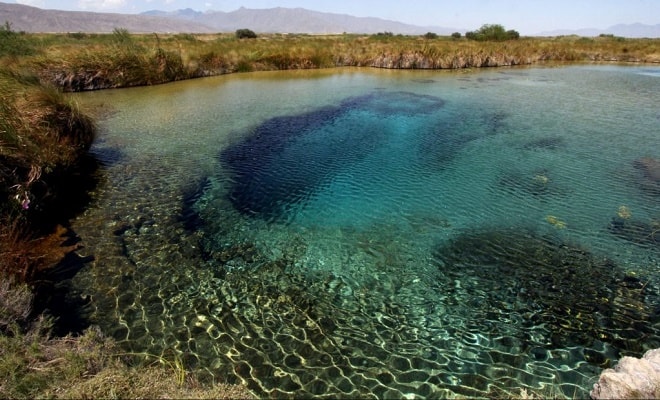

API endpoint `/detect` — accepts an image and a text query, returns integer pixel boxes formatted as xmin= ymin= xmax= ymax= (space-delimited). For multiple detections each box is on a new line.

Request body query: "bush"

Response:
xmin=451 ymin=32 xmax=462 ymax=39
xmin=0 ymin=21 xmax=35 ymax=57
xmin=112 ymin=27 xmax=133 ymax=45
xmin=235 ymin=29 xmax=257 ymax=39
xmin=506 ymin=29 xmax=520 ymax=40
xmin=66 ymin=32 xmax=87 ymax=40
xmin=465 ymin=24 xmax=520 ymax=41
xmin=423 ymin=32 xmax=438 ymax=39
xmin=0 ymin=278 xmax=33 ymax=332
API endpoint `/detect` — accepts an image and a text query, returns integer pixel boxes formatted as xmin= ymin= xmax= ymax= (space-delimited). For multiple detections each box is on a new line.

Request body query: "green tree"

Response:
xmin=465 ymin=24 xmax=520 ymax=41
xmin=235 ymin=29 xmax=257 ymax=39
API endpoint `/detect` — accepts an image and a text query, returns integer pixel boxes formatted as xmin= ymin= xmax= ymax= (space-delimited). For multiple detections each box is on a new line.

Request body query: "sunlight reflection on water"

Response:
xmin=72 ymin=65 xmax=660 ymax=398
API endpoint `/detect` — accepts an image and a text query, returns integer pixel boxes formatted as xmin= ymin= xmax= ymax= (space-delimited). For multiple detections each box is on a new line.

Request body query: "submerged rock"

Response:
xmin=590 ymin=348 xmax=660 ymax=399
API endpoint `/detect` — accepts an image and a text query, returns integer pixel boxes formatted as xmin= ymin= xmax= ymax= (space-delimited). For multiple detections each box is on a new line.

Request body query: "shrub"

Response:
xmin=506 ymin=29 xmax=520 ymax=40
xmin=0 ymin=21 xmax=35 ymax=57
xmin=235 ymin=29 xmax=257 ymax=39
xmin=112 ymin=27 xmax=133 ymax=45
xmin=466 ymin=24 xmax=520 ymax=41
xmin=423 ymin=32 xmax=439 ymax=39
xmin=451 ymin=32 xmax=462 ymax=39
xmin=66 ymin=32 xmax=87 ymax=40
xmin=0 ymin=278 xmax=33 ymax=333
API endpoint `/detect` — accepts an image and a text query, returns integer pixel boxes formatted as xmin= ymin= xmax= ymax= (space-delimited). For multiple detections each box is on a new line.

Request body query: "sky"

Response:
xmin=9 ymin=0 xmax=660 ymax=34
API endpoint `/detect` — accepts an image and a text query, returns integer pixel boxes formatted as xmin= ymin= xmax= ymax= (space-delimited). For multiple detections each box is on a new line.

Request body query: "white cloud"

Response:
xmin=77 ymin=0 xmax=128 ymax=10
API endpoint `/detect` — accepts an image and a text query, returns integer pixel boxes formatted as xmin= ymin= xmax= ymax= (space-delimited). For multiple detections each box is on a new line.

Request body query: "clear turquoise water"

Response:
xmin=72 ymin=65 xmax=659 ymax=398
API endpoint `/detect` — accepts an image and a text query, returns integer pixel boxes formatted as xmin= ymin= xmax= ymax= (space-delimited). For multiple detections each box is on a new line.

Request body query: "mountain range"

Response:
xmin=0 ymin=2 xmax=214 ymax=33
xmin=141 ymin=7 xmax=455 ymax=35
xmin=1 ymin=2 xmax=658 ymax=37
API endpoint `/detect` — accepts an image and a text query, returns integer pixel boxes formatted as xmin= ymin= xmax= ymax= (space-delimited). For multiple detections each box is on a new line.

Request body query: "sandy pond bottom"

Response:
xmin=69 ymin=65 xmax=660 ymax=398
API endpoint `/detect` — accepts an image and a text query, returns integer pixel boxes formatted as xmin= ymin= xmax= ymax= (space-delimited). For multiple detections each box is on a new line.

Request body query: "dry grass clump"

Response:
xmin=0 ymin=222 xmax=81 ymax=282
xmin=60 ymin=364 xmax=254 ymax=399
xmin=0 ymin=279 xmax=33 ymax=331
xmin=0 ymin=68 xmax=95 ymax=210
xmin=0 ymin=319 xmax=254 ymax=399
xmin=0 ymin=68 xmax=96 ymax=283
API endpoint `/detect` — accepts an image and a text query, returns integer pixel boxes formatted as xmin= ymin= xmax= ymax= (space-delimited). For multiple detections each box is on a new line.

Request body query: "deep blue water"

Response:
xmin=72 ymin=65 xmax=660 ymax=398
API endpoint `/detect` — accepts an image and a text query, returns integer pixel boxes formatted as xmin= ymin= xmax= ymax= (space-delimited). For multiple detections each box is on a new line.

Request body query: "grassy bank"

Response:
xmin=0 ymin=307 xmax=253 ymax=399
xmin=0 ymin=68 xmax=95 ymax=279
xmin=4 ymin=30 xmax=659 ymax=90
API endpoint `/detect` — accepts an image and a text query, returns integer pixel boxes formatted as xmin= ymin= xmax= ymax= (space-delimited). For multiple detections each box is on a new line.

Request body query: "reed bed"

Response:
xmin=8 ymin=31 xmax=658 ymax=91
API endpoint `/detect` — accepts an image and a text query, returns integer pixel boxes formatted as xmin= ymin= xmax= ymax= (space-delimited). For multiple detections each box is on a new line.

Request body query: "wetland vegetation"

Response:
xmin=1 ymin=25 xmax=659 ymax=398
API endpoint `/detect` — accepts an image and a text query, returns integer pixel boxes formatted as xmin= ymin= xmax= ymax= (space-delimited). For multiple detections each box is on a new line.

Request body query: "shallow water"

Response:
xmin=72 ymin=65 xmax=659 ymax=398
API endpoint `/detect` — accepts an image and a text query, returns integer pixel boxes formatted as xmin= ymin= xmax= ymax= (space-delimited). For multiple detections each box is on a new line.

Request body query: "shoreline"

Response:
xmin=50 ymin=58 xmax=660 ymax=92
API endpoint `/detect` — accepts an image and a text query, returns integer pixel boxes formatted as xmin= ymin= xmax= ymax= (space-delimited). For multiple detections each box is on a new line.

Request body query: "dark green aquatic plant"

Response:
xmin=433 ymin=228 xmax=659 ymax=357
xmin=609 ymin=215 xmax=660 ymax=248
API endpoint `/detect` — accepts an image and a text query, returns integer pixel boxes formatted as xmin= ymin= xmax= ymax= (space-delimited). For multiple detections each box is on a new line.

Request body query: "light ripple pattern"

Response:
xmin=70 ymin=66 xmax=660 ymax=399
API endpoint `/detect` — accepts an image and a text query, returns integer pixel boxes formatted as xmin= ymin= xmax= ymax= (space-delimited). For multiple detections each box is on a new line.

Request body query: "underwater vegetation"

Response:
xmin=609 ymin=214 xmax=659 ymax=249
xmin=498 ymin=169 xmax=565 ymax=199
xmin=545 ymin=215 xmax=567 ymax=229
xmin=632 ymin=157 xmax=660 ymax=197
xmin=522 ymin=136 xmax=566 ymax=151
xmin=219 ymin=91 xmax=446 ymax=219
xmin=433 ymin=228 xmax=660 ymax=358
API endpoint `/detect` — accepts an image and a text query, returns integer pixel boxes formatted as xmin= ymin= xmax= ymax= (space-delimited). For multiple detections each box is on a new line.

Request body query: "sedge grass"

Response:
xmin=0 ymin=316 xmax=255 ymax=399
xmin=5 ymin=32 xmax=657 ymax=91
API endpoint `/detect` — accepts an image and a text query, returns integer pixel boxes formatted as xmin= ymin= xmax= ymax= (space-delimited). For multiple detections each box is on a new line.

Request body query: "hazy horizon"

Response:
xmin=6 ymin=0 xmax=660 ymax=35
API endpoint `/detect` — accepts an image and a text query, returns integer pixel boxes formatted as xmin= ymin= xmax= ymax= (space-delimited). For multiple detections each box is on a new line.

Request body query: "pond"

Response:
xmin=71 ymin=65 xmax=660 ymax=398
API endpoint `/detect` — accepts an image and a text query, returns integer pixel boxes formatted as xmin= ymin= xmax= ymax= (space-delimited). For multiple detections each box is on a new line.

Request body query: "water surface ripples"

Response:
xmin=72 ymin=66 xmax=659 ymax=398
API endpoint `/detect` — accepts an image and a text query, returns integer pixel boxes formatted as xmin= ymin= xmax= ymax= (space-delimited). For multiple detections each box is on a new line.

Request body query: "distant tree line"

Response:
xmin=422 ymin=24 xmax=519 ymax=41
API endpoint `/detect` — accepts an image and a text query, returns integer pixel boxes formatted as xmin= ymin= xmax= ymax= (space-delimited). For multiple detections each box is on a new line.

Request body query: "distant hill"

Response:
xmin=0 ymin=2 xmax=657 ymax=37
xmin=143 ymin=7 xmax=456 ymax=35
xmin=0 ymin=1 xmax=456 ymax=35
xmin=0 ymin=2 xmax=215 ymax=33
xmin=538 ymin=23 xmax=660 ymax=38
